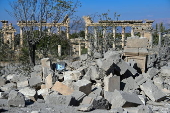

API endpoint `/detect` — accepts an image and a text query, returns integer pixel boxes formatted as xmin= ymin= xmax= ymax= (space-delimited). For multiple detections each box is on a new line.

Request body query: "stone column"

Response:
xmin=79 ymin=41 xmax=81 ymax=56
xmin=88 ymin=42 xmax=92 ymax=56
xmin=57 ymin=26 xmax=61 ymax=34
xmin=58 ymin=45 xmax=61 ymax=57
xmin=113 ymin=26 xmax=116 ymax=48
xmin=20 ymin=27 xmax=23 ymax=47
xmin=150 ymin=31 xmax=153 ymax=48
xmin=131 ymin=26 xmax=134 ymax=37
xmin=66 ymin=26 xmax=70 ymax=39
xmin=85 ymin=26 xmax=88 ymax=40
xmin=122 ymin=26 xmax=125 ymax=48
xmin=3 ymin=32 xmax=7 ymax=43
xmin=94 ymin=27 xmax=97 ymax=47
xmin=103 ymin=27 xmax=106 ymax=38
xmin=12 ymin=32 xmax=15 ymax=50
xmin=158 ymin=32 xmax=162 ymax=47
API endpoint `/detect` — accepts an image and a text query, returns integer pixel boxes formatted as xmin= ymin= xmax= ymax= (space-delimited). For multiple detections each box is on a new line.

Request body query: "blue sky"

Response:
xmin=0 ymin=0 xmax=170 ymax=25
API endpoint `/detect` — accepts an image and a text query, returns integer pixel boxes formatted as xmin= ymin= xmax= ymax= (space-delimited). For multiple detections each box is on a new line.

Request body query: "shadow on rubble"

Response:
xmin=0 ymin=109 xmax=8 ymax=112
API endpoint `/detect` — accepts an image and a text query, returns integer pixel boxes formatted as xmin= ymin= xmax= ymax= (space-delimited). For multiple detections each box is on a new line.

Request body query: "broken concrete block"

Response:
xmin=29 ymin=75 xmax=42 ymax=87
xmin=160 ymin=66 xmax=170 ymax=76
xmin=45 ymin=94 xmax=76 ymax=106
xmin=8 ymin=90 xmax=25 ymax=107
xmin=17 ymin=76 xmax=29 ymax=88
xmin=0 ymin=77 xmax=6 ymax=87
xmin=135 ymin=74 xmax=146 ymax=85
xmin=81 ymin=96 xmax=94 ymax=105
xmin=71 ymin=90 xmax=86 ymax=104
xmin=108 ymin=90 xmax=143 ymax=109
xmin=140 ymin=81 xmax=166 ymax=102
xmin=0 ymin=92 xmax=8 ymax=99
xmin=104 ymin=75 xmax=120 ymax=92
xmin=45 ymin=73 xmax=53 ymax=89
xmin=41 ymin=58 xmax=51 ymax=68
xmin=71 ymin=61 xmax=82 ymax=69
xmin=93 ymin=96 xmax=110 ymax=109
xmin=153 ymin=77 xmax=164 ymax=89
xmin=78 ymin=104 xmax=93 ymax=112
xmin=73 ymin=79 xmax=91 ymax=95
xmin=19 ymin=87 xmax=37 ymax=101
xmin=121 ymin=76 xmax=138 ymax=92
xmin=115 ymin=59 xmax=137 ymax=76
xmin=147 ymin=68 xmax=159 ymax=79
xmin=85 ymin=65 xmax=100 ymax=80
xmin=37 ymin=88 xmax=49 ymax=99
xmin=63 ymin=70 xmax=82 ymax=81
xmin=1 ymin=83 xmax=17 ymax=92
xmin=52 ymin=81 xmax=74 ymax=95
xmin=89 ymin=87 xmax=102 ymax=98
xmin=124 ymin=47 xmax=139 ymax=56
xmin=6 ymin=74 xmax=16 ymax=81
xmin=126 ymin=37 xmax=149 ymax=48
xmin=138 ymin=95 xmax=147 ymax=105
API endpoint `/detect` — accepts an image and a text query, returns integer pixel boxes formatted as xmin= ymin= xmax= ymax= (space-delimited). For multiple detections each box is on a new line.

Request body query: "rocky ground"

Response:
xmin=1 ymin=37 xmax=170 ymax=113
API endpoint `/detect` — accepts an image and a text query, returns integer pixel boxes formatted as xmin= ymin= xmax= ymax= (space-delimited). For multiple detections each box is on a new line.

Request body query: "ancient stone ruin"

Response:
xmin=0 ymin=16 xmax=170 ymax=113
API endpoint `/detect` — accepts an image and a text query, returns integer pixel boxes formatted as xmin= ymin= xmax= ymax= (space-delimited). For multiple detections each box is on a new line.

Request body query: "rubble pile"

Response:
xmin=1 ymin=39 xmax=170 ymax=112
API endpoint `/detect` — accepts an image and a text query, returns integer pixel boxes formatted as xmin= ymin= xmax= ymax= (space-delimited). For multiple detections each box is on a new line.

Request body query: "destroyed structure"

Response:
xmin=1 ymin=16 xmax=170 ymax=113
xmin=0 ymin=20 xmax=16 ymax=50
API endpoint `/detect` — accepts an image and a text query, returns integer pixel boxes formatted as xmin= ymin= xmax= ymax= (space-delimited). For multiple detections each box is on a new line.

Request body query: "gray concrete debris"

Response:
xmin=109 ymin=89 xmax=143 ymax=109
xmin=0 ymin=92 xmax=8 ymax=99
xmin=140 ymin=81 xmax=166 ymax=102
xmin=93 ymin=52 xmax=102 ymax=59
xmin=85 ymin=65 xmax=100 ymax=80
xmin=33 ymin=65 xmax=42 ymax=72
xmin=115 ymin=59 xmax=137 ymax=76
xmin=8 ymin=90 xmax=25 ymax=107
xmin=104 ymin=75 xmax=120 ymax=92
xmin=89 ymin=87 xmax=102 ymax=98
xmin=45 ymin=94 xmax=76 ymax=106
xmin=17 ymin=76 xmax=29 ymax=88
xmin=135 ymin=74 xmax=146 ymax=85
xmin=19 ymin=87 xmax=37 ymax=101
xmin=80 ymin=54 xmax=88 ymax=61
xmin=37 ymin=88 xmax=49 ymax=99
xmin=93 ymin=96 xmax=110 ymax=109
xmin=124 ymin=105 xmax=153 ymax=113
xmin=109 ymin=107 xmax=124 ymax=113
xmin=160 ymin=66 xmax=170 ymax=76
xmin=63 ymin=70 xmax=82 ymax=81
xmin=71 ymin=61 xmax=82 ymax=69
xmin=147 ymin=68 xmax=159 ymax=79
xmin=71 ymin=90 xmax=86 ymax=105
xmin=122 ymin=76 xmax=138 ymax=92
xmin=0 ymin=77 xmax=6 ymax=87
xmin=153 ymin=77 xmax=164 ymax=89
xmin=78 ymin=104 xmax=93 ymax=112
xmin=29 ymin=75 xmax=42 ymax=87
xmin=73 ymin=79 xmax=91 ymax=95
xmin=1 ymin=82 xmax=17 ymax=92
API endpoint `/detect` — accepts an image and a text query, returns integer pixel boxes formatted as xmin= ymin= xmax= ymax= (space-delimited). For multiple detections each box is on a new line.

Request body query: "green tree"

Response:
xmin=8 ymin=0 xmax=81 ymax=66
